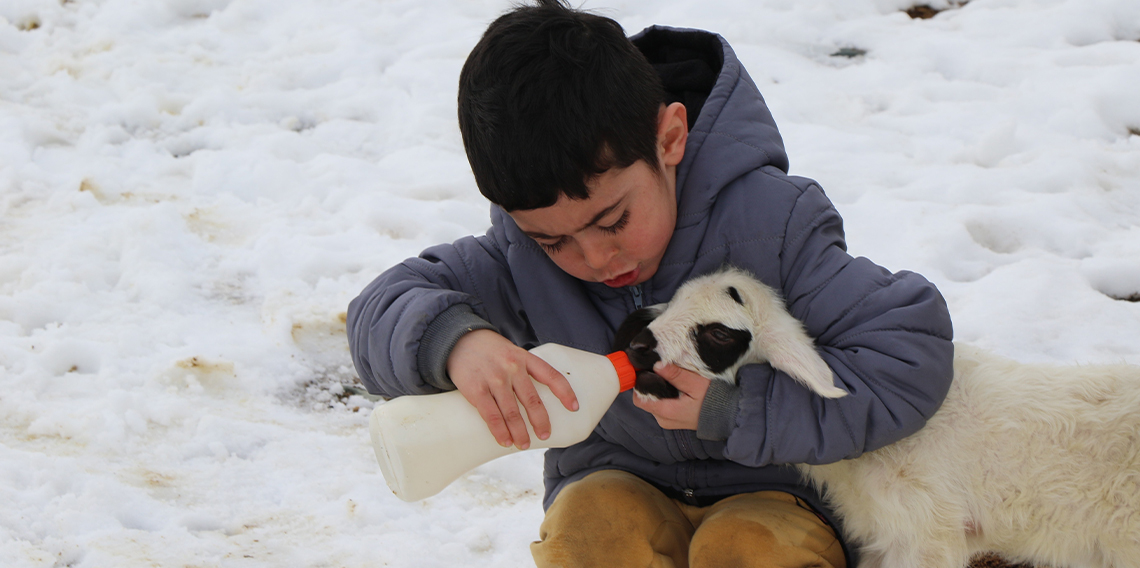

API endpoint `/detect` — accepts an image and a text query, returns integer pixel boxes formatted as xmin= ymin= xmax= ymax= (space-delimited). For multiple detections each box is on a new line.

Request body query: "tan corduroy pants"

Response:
xmin=531 ymin=470 xmax=846 ymax=568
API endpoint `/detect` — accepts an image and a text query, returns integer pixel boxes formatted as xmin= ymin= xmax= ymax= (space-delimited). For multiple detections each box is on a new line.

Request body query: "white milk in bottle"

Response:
xmin=369 ymin=343 xmax=637 ymax=501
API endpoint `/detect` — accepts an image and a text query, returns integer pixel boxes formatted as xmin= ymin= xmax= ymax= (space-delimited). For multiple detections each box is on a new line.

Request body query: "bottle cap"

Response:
xmin=605 ymin=351 xmax=637 ymax=392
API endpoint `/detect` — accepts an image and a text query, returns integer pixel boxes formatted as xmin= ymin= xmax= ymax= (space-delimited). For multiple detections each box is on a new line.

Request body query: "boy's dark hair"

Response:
xmin=458 ymin=0 xmax=666 ymax=211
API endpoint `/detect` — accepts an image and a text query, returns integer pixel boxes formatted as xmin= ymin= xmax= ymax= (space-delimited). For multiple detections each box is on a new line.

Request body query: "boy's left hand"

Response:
xmin=631 ymin=363 xmax=709 ymax=430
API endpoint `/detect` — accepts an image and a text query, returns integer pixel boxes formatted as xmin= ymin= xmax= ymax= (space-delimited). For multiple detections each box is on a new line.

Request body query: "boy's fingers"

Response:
xmin=641 ymin=399 xmax=696 ymax=430
xmin=491 ymin=385 xmax=531 ymax=450
xmin=632 ymin=395 xmax=676 ymax=428
xmin=631 ymin=392 xmax=666 ymax=416
xmin=527 ymin=354 xmax=579 ymax=412
xmin=468 ymin=391 xmax=513 ymax=448
xmin=633 ymin=367 xmax=706 ymax=431
xmin=630 ymin=392 xmax=654 ymax=413
xmin=653 ymin=363 xmax=707 ymax=396
xmin=513 ymin=378 xmax=551 ymax=442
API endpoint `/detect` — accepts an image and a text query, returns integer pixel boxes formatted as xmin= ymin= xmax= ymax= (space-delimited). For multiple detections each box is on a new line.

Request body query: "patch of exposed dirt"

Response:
xmin=969 ymin=553 xmax=1036 ymax=568
xmin=905 ymin=2 xmax=970 ymax=19
xmin=906 ymin=5 xmax=941 ymax=19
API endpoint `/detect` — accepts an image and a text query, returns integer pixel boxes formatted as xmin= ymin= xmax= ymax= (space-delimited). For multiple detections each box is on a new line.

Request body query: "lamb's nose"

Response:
xmin=629 ymin=328 xmax=657 ymax=352
xmin=626 ymin=329 xmax=660 ymax=370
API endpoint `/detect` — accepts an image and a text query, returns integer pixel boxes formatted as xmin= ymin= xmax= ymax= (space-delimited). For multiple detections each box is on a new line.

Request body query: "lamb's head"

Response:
xmin=612 ymin=267 xmax=847 ymax=400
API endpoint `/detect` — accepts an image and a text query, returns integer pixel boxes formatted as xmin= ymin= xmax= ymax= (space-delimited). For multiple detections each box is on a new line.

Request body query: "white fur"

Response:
xmin=649 ymin=268 xmax=1140 ymax=568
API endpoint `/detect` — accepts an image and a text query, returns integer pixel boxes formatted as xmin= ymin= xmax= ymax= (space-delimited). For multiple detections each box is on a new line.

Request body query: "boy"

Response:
xmin=347 ymin=1 xmax=954 ymax=566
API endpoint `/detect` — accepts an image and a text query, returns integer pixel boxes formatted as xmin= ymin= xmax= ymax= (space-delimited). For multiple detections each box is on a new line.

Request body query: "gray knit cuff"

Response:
xmin=417 ymin=303 xmax=499 ymax=391
xmin=696 ymin=379 xmax=742 ymax=441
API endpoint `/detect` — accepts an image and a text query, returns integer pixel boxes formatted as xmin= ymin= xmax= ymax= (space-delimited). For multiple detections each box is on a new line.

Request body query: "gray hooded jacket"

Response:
xmin=348 ymin=26 xmax=955 ymax=565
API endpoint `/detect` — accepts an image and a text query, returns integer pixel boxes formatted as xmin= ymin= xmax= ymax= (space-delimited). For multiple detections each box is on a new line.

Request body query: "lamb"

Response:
xmin=614 ymin=266 xmax=1140 ymax=568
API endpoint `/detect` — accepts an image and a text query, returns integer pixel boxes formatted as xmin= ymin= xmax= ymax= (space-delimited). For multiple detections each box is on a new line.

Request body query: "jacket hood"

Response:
xmin=632 ymin=26 xmax=790 ymax=231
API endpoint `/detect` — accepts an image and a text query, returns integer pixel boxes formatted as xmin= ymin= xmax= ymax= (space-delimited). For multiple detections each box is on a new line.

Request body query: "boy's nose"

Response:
xmin=580 ymin=239 xmax=618 ymax=271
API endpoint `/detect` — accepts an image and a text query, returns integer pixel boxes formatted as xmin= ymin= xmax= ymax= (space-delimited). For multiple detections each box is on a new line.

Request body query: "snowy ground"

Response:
xmin=2 ymin=0 xmax=1139 ymax=566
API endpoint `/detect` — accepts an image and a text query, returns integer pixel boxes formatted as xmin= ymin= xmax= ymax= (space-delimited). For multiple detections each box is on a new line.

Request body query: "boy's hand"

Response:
xmin=447 ymin=330 xmax=579 ymax=450
xmin=631 ymin=363 xmax=709 ymax=430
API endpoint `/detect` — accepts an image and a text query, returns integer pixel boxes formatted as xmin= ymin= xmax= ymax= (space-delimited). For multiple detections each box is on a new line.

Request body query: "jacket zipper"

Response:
xmin=630 ymin=284 xmax=644 ymax=310
xmin=677 ymin=432 xmax=696 ymax=500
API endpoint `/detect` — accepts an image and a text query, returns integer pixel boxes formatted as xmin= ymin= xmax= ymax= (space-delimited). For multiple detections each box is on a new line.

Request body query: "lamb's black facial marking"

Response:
xmin=727 ymin=286 xmax=743 ymax=305
xmin=612 ymin=307 xmax=659 ymax=352
xmin=695 ymin=323 xmax=752 ymax=374
xmin=626 ymin=328 xmax=661 ymax=373
xmin=615 ymin=308 xmax=679 ymax=399
xmin=626 ymin=330 xmax=675 ymax=398
xmin=634 ymin=370 xmax=680 ymax=399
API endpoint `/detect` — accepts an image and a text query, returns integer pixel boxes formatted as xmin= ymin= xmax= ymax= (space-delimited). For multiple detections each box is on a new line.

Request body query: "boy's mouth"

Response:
xmin=603 ymin=268 xmax=640 ymax=288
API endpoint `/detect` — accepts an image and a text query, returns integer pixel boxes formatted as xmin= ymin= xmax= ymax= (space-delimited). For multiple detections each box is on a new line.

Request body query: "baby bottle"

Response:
xmin=368 ymin=343 xmax=637 ymax=502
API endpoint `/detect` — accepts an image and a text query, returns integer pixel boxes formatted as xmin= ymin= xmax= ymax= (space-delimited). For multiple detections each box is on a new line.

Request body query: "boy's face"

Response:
xmin=510 ymin=103 xmax=688 ymax=288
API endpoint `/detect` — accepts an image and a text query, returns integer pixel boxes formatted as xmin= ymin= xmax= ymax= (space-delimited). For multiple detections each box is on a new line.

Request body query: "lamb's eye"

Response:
xmin=709 ymin=327 xmax=733 ymax=344
xmin=694 ymin=323 xmax=752 ymax=375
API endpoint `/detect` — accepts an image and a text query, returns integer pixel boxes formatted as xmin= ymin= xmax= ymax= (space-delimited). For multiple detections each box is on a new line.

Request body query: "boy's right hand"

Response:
xmin=447 ymin=330 xmax=579 ymax=450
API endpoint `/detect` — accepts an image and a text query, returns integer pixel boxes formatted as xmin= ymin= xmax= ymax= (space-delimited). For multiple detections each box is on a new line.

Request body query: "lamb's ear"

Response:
xmin=612 ymin=304 xmax=666 ymax=352
xmin=758 ymin=321 xmax=847 ymax=399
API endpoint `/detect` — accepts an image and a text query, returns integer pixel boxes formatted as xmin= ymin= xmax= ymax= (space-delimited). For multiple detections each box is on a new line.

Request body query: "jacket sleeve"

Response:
xmin=346 ymin=233 xmax=532 ymax=397
xmin=718 ymin=183 xmax=955 ymax=466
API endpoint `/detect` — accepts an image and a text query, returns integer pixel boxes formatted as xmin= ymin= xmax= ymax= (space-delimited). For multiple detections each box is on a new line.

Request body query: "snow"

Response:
xmin=1 ymin=0 xmax=1138 ymax=566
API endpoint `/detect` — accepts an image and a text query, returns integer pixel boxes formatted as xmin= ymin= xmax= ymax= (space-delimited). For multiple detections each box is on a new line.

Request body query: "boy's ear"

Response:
xmin=657 ymin=102 xmax=688 ymax=168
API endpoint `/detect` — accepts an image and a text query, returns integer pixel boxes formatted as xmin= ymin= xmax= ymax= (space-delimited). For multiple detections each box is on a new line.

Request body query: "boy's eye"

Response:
xmin=538 ymin=239 xmax=566 ymax=254
xmin=598 ymin=210 xmax=630 ymax=235
xmin=534 ymin=209 xmax=627 ymax=254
